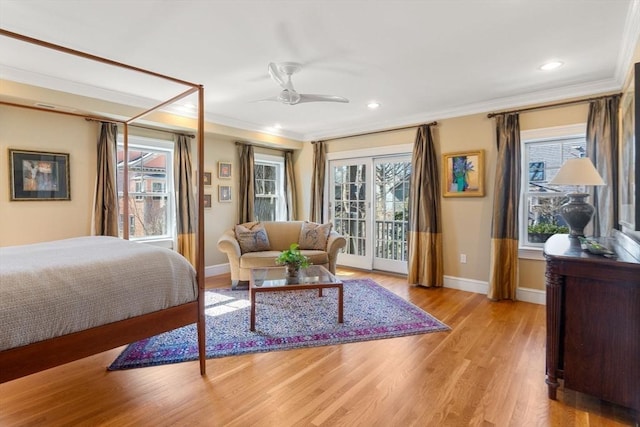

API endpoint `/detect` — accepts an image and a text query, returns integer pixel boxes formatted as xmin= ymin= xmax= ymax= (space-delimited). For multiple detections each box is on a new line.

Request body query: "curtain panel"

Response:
xmin=310 ymin=141 xmax=326 ymax=223
xmin=488 ymin=113 xmax=521 ymax=301
xmin=284 ymin=150 xmax=298 ymax=220
xmin=174 ymin=134 xmax=196 ymax=265
xmin=586 ymin=95 xmax=620 ymax=237
xmin=407 ymin=124 xmax=443 ymax=287
xmin=238 ymin=143 xmax=255 ymax=224
xmin=92 ymin=122 xmax=119 ymax=237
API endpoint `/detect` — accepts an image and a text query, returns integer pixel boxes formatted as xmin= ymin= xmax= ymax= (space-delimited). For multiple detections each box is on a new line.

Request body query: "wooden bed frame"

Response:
xmin=0 ymin=29 xmax=207 ymax=383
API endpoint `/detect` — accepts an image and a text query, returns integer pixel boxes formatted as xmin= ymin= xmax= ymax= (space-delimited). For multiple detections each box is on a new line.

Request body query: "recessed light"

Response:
xmin=367 ymin=101 xmax=381 ymax=109
xmin=540 ymin=61 xmax=564 ymax=71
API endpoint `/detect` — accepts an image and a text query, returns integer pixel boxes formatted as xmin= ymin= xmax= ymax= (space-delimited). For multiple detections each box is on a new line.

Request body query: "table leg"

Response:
xmin=338 ymin=284 xmax=343 ymax=323
xmin=250 ymin=288 xmax=256 ymax=331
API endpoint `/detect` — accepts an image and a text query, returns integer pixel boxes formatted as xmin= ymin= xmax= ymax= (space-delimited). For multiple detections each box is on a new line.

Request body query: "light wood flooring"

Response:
xmin=0 ymin=268 xmax=637 ymax=426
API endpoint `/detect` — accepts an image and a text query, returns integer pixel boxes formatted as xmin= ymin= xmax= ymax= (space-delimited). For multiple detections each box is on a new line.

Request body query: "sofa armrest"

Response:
xmin=326 ymin=230 xmax=347 ymax=274
xmin=217 ymin=229 xmax=242 ymax=280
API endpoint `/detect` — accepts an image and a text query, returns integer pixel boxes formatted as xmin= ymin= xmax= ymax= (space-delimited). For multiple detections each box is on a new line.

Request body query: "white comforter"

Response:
xmin=0 ymin=236 xmax=197 ymax=351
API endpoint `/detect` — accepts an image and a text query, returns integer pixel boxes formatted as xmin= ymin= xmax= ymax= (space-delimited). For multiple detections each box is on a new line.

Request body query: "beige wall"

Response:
xmin=303 ymin=105 xmax=591 ymax=291
xmin=0 ymin=106 xmax=98 ymax=246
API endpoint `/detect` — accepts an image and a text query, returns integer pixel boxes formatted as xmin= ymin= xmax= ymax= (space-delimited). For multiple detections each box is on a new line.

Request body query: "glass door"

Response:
xmin=329 ymin=155 xmax=411 ymax=274
xmin=329 ymin=159 xmax=371 ymax=270
xmin=373 ymin=156 xmax=411 ymax=274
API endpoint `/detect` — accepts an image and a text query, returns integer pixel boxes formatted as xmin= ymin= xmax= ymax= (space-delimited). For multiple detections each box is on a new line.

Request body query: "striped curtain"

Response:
xmin=238 ymin=143 xmax=255 ymax=224
xmin=407 ymin=124 xmax=443 ymax=287
xmin=488 ymin=113 xmax=521 ymax=301
xmin=586 ymin=95 xmax=620 ymax=237
xmin=92 ymin=122 xmax=119 ymax=236
xmin=174 ymin=134 xmax=196 ymax=265
xmin=284 ymin=150 xmax=298 ymax=220
xmin=310 ymin=141 xmax=326 ymax=223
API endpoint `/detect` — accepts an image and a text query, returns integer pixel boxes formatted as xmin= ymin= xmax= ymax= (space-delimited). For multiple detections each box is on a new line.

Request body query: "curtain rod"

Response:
xmin=487 ymin=93 xmax=621 ymax=118
xmin=85 ymin=118 xmax=195 ymax=138
xmin=318 ymin=121 xmax=438 ymax=143
xmin=235 ymin=141 xmax=293 ymax=153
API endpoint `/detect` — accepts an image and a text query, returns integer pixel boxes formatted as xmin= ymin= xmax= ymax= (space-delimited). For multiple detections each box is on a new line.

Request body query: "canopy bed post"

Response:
xmin=197 ymin=85 xmax=206 ymax=374
xmin=123 ymin=122 xmax=130 ymax=240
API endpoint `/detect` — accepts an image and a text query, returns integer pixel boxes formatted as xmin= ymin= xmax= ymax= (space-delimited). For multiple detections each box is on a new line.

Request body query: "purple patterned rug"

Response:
xmin=108 ymin=278 xmax=449 ymax=370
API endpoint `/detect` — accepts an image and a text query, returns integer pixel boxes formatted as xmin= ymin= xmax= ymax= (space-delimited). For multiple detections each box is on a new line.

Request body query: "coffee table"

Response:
xmin=249 ymin=265 xmax=343 ymax=331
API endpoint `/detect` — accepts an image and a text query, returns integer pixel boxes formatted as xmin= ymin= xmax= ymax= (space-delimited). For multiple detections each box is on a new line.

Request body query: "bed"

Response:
xmin=0 ymin=29 xmax=207 ymax=383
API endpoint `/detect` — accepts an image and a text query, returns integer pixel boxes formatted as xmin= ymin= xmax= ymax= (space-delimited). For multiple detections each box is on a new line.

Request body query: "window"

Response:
xmin=254 ymin=154 xmax=286 ymax=221
xmin=520 ymin=124 xmax=586 ymax=251
xmin=116 ymin=136 xmax=175 ymax=242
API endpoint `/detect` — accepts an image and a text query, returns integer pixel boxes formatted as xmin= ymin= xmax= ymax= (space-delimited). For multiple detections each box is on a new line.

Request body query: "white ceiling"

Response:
xmin=1 ymin=0 xmax=639 ymax=141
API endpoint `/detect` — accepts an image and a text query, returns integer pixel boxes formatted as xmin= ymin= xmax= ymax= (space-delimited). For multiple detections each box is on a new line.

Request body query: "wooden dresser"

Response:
xmin=543 ymin=232 xmax=640 ymax=416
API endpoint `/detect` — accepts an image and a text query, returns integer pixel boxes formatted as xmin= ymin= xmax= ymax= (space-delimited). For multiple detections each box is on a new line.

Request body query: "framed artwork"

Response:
xmin=218 ymin=161 xmax=232 ymax=179
xmin=442 ymin=150 xmax=485 ymax=197
xmin=218 ymin=185 xmax=232 ymax=202
xmin=203 ymin=193 xmax=212 ymax=208
xmin=9 ymin=149 xmax=70 ymax=201
xmin=203 ymin=171 xmax=212 ymax=186
xmin=619 ymin=61 xmax=639 ymax=231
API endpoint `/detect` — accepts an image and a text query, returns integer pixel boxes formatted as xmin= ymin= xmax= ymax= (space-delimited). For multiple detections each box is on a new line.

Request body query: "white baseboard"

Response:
xmin=444 ymin=275 xmax=545 ymax=305
xmin=205 ymin=263 xmax=230 ymax=277
xmin=206 ymin=266 xmax=546 ymax=305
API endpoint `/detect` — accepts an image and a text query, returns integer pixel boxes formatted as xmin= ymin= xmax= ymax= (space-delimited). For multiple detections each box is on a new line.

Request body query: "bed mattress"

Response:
xmin=0 ymin=236 xmax=197 ymax=351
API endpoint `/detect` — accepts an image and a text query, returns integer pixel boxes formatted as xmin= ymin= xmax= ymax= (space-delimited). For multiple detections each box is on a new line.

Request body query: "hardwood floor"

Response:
xmin=0 ymin=268 xmax=637 ymax=426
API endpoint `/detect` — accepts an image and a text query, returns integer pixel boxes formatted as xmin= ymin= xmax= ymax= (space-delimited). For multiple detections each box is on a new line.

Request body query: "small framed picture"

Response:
xmin=218 ymin=161 xmax=232 ymax=179
xmin=9 ymin=149 xmax=71 ymax=201
xmin=203 ymin=171 xmax=212 ymax=186
xmin=203 ymin=194 xmax=212 ymax=208
xmin=442 ymin=150 xmax=485 ymax=197
xmin=219 ymin=185 xmax=232 ymax=202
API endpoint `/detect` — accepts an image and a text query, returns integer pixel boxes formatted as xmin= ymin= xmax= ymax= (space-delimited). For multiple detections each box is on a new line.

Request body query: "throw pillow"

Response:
xmin=298 ymin=221 xmax=332 ymax=250
xmin=235 ymin=222 xmax=271 ymax=254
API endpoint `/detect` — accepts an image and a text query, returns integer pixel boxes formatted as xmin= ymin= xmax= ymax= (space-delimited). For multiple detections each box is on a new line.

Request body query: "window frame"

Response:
xmin=117 ymin=135 xmax=176 ymax=247
xmin=254 ymin=153 xmax=286 ymax=222
xmin=519 ymin=123 xmax=586 ymax=260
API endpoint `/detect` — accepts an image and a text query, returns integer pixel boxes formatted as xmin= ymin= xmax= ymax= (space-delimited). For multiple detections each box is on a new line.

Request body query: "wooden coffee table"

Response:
xmin=249 ymin=265 xmax=343 ymax=331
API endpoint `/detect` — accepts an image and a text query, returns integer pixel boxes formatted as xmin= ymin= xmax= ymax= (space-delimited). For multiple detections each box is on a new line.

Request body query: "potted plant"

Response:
xmin=527 ymin=223 xmax=569 ymax=243
xmin=276 ymin=243 xmax=310 ymax=277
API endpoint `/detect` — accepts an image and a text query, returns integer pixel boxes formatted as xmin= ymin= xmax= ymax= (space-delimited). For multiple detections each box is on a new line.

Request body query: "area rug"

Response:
xmin=108 ymin=278 xmax=449 ymax=370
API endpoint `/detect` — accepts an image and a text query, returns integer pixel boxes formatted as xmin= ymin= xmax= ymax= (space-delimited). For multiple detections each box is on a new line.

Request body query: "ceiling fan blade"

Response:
xmin=251 ymin=96 xmax=281 ymax=103
xmin=297 ymin=94 xmax=349 ymax=104
xmin=268 ymin=62 xmax=287 ymax=89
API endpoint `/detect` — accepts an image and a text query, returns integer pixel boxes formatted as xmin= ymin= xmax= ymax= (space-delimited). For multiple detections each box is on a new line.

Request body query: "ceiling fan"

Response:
xmin=260 ymin=62 xmax=349 ymax=105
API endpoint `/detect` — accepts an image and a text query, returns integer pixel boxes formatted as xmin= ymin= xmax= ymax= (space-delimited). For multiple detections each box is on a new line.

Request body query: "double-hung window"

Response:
xmin=116 ymin=135 xmax=175 ymax=244
xmin=254 ymin=153 xmax=286 ymax=221
xmin=520 ymin=124 xmax=586 ymax=253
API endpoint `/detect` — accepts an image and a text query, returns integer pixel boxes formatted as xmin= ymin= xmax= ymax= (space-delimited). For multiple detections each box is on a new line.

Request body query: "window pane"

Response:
xmin=523 ymin=134 xmax=585 ymax=246
xmin=117 ymin=143 xmax=172 ymax=240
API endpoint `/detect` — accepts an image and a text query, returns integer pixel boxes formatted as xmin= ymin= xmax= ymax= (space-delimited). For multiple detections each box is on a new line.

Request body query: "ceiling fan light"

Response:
xmin=540 ymin=61 xmax=564 ymax=71
xmin=367 ymin=101 xmax=381 ymax=109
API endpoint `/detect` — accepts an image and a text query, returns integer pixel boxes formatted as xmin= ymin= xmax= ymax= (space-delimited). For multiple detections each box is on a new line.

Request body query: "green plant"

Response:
xmin=527 ymin=223 xmax=569 ymax=234
xmin=275 ymin=243 xmax=310 ymax=268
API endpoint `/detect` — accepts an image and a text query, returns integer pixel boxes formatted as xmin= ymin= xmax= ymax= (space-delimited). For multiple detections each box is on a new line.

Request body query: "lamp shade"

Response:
xmin=548 ymin=158 xmax=605 ymax=186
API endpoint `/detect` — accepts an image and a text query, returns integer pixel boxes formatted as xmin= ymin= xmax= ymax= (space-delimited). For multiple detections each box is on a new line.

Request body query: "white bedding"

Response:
xmin=0 ymin=236 xmax=197 ymax=351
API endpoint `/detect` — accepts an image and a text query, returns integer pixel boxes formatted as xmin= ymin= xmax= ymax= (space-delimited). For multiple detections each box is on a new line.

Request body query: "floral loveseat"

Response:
xmin=217 ymin=221 xmax=346 ymax=287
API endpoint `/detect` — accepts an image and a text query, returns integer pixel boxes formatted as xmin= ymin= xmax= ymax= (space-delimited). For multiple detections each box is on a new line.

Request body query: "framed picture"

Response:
xmin=218 ymin=185 xmax=232 ymax=202
xmin=619 ymin=61 xmax=639 ymax=231
xmin=442 ymin=150 xmax=484 ymax=197
xmin=218 ymin=161 xmax=232 ymax=179
xmin=203 ymin=193 xmax=212 ymax=208
xmin=203 ymin=171 xmax=212 ymax=186
xmin=9 ymin=149 xmax=70 ymax=201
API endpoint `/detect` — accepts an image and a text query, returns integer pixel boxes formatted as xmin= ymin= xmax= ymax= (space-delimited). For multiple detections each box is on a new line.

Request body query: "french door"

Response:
xmin=328 ymin=155 xmax=411 ymax=274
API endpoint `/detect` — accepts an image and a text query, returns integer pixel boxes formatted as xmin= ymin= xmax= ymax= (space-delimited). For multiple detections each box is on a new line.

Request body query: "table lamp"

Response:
xmin=548 ymin=158 xmax=605 ymax=238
